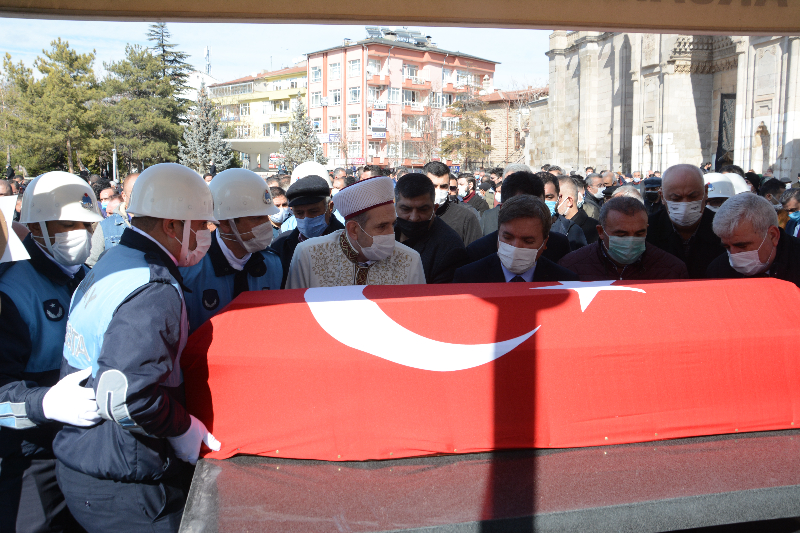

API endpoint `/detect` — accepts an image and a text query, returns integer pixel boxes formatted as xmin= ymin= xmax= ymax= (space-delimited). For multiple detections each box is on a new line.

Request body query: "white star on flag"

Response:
xmin=530 ymin=280 xmax=646 ymax=312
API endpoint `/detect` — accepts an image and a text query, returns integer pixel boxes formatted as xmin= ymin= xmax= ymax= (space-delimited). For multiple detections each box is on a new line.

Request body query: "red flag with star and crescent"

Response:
xmin=181 ymin=279 xmax=800 ymax=461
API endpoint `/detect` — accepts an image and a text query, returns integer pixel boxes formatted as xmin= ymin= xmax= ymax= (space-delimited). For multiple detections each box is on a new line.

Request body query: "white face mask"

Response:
xmin=40 ymin=228 xmax=92 ymax=266
xmin=457 ymin=185 xmax=468 ymax=197
xmin=728 ymin=232 xmax=773 ymax=276
xmin=270 ymin=207 xmax=292 ymax=225
xmin=226 ymin=219 xmax=273 ymax=253
xmin=434 ymin=188 xmax=449 ymax=205
xmin=175 ymin=222 xmax=212 ymax=267
xmin=666 ymin=200 xmax=704 ymax=227
xmin=592 ymin=187 xmax=605 ymax=199
xmin=353 ymin=223 xmax=395 ymax=262
xmin=577 ymin=195 xmax=585 ymax=208
xmin=557 ymin=197 xmax=571 ymax=216
xmin=705 ymin=205 xmax=719 ymax=213
xmin=497 ymin=239 xmax=541 ymax=275
xmin=494 ymin=192 xmax=502 ymax=204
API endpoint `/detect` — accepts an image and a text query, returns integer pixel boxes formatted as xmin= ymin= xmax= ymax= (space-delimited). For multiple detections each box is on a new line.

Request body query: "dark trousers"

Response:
xmin=0 ymin=454 xmax=82 ymax=533
xmin=56 ymin=461 xmax=191 ymax=533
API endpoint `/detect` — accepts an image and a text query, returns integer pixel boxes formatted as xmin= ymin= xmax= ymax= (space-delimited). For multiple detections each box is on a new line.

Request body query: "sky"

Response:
xmin=0 ymin=19 xmax=551 ymax=89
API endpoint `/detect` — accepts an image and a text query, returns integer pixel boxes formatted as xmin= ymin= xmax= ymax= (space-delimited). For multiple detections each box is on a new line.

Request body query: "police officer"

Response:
xmin=0 ymin=172 xmax=104 ymax=533
xmin=180 ymin=168 xmax=282 ymax=333
xmin=53 ymin=163 xmax=220 ymax=532
xmin=86 ymin=172 xmax=138 ymax=266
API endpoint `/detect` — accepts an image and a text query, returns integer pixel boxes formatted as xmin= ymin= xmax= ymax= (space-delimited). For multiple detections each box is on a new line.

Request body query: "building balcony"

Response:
xmin=267 ymin=87 xmax=306 ymax=101
xmin=366 ymin=73 xmax=389 ymax=85
xmin=402 ymin=103 xmax=427 ymax=115
xmin=402 ymin=76 xmax=431 ymax=90
xmin=442 ymin=83 xmax=472 ymax=94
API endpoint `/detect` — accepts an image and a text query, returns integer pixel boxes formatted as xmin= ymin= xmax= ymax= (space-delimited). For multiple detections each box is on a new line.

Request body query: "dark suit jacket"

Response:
xmin=785 ymin=218 xmax=799 ymax=238
xmin=570 ymin=208 xmax=599 ymax=244
xmin=466 ymin=230 xmax=572 ymax=264
xmin=270 ymin=217 xmax=345 ymax=288
xmin=706 ymin=230 xmax=800 ymax=288
xmin=646 ymin=208 xmax=725 ymax=279
xmin=452 ymin=253 xmax=580 ymax=284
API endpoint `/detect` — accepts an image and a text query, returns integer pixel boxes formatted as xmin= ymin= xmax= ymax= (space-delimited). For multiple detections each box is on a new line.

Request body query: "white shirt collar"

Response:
xmin=34 ymin=241 xmax=82 ymax=277
xmin=500 ymin=261 xmax=536 ymax=282
xmin=216 ymin=229 xmax=251 ymax=271
xmin=130 ymin=226 xmax=178 ymax=265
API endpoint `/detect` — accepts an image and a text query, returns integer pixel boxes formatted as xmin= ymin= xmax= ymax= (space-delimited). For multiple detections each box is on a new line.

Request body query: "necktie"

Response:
xmin=510 ymin=275 xmax=526 ymax=282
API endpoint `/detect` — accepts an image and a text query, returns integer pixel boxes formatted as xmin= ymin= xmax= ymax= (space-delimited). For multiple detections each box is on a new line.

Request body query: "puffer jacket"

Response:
xmin=558 ymin=241 xmax=688 ymax=281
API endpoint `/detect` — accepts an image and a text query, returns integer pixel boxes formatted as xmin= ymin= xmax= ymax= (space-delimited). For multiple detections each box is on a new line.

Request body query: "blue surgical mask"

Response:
xmin=296 ymin=212 xmax=328 ymax=238
xmin=789 ymin=211 xmax=800 ymax=222
xmin=605 ymin=235 xmax=647 ymax=265
xmin=545 ymin=200 xmax=557 ymax=216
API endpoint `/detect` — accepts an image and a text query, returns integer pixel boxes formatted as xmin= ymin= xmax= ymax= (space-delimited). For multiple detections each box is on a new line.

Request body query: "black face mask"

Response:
xmin=645 ymin=191 xmax=660 ymax=203
xmin=396 ymin=216 xmax=432 ymax=239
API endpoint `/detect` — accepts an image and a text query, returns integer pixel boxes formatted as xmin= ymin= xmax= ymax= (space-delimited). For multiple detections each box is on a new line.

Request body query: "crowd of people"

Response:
xmin=0 ymin=157 xmax=798 ymax=532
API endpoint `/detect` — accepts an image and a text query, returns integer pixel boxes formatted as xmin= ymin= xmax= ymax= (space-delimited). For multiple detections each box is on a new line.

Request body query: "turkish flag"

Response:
xmin=181 ymin=279 xmax=800 ymax=461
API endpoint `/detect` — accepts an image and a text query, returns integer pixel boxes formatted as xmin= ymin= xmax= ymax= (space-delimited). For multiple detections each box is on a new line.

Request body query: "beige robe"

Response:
xmin=286 ymin=229 xmax=426 ymax=289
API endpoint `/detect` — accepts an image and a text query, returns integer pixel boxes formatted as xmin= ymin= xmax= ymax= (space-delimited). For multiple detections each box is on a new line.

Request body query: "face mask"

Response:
xmin=270 ymin=207 xmax=292 ymax=225
xmin=174 ymin=222 xmax=211 ymax=267
xmin=666 ymin=200 xmax=704 ymax=227
xmin=226 ymin=219 xmax=273 ymax=253
xmin=395 ymin=213 xmax=433 ymax=239
xmin=545 ymin=200 xmax=557 ymax=216
xmin=605 ymin=235 xmax=646 ymax=265
xmin=577 ymin=196 xmax=585 ymax=209
xmin=331 ymin=188 xmax=340 ymax=197
xmin=644 ymin=191 xmax=660 ymax=203
xmin=296 ymin=212 xmax=328 ymax=238
xmin=593 ymin=187 xmax=605 ymax=199
xmin=705 ymin=205 xmax=719 ymax=213
xmin=556 ymin=198 xmax=571 ymax=216
xmin=457 ymin=186 xmax=468 ymax=197
xmin=101 ymin=201 xmax=109 ymax=211
xmin=494 ymin=192 xmax=501 ymax=204
xmin=772 ymin=201 xmax=782 ymax=212
xmin=789 ymin=211 xmax=800 ymax=222
xmin=728 ymin=232 xmax=772 ymax=276
xmin=355 ymin=223 xmax=395 ymax=261
xmin=633 ymin=178 xmax=641 ymax=184
xmin=434 ymin=188 xmax=449 ymax=205
xmin=497 ymin=239 xmax=541 ymax=274
xmin=41 ymin=228 xmax=92 ymax=266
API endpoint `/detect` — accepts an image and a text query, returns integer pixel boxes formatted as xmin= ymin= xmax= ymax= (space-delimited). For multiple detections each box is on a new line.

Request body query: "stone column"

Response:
xmin=733 ymin=38 xmax=750 ymax=171
xmin=782 ymin=37 xmax=800 ymax=182
xmin=578 ymin=38 xmax=600 ymax=171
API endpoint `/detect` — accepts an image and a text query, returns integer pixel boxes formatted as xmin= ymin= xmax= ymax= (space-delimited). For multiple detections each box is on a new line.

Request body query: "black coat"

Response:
xmin=551 ymin=214 xmax=587 ymax=250
xmin=569 ymin=208 xmax=599 ymax=244
xmin=466 ymin=230 xmax=572 ymax=265
xmin=452 ymin=253 xmax=579 ymax=283
xmin=270 ymin=217 xmax=345 ymax=288
xmin=646 ymin=208 xmax=725 ymax=279
xmin=706 ymin=230 xmax=800 ymax=288
xmin=396 ymin=217 xmax=469 ymax=284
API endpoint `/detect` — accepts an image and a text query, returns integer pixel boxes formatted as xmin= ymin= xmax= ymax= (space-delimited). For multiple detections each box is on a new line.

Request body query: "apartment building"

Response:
xmin=306 ymin=28 xmax=497 ymax=169
xmin=208 ymin=63 xmax=307 ymax=171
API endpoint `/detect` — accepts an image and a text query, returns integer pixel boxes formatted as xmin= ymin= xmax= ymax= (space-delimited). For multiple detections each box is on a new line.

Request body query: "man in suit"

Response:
xmin=453 ymin=195 xmax=579 ymax=283
xmin=782 ymin=188 xmax=800 ymax=238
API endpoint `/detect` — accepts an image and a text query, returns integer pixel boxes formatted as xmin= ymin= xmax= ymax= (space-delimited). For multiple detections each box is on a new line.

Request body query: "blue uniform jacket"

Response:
xmin=53 ymin=229 xmax=191 ymax=482
xmin=0 ymin=235 xmax=87 ymax=458
xmin=180 ymin=231 xmax=282 ymax=334
xmin=99 ymin=212 xmax=129 ymax=249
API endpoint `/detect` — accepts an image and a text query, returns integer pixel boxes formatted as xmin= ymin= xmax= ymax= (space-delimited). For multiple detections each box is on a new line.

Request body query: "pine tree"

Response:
xmin=279 ymin=98 xmax=327 ymax=171
xmin=99 ymin=44 xmax=184 ymax=173
xmin=178 ymin=83 xmax=233 ymax=173
xmin=146 ymin=23 xmax=193 ymax=97
xmin=439 ymin=94 xmax=494 ymax=171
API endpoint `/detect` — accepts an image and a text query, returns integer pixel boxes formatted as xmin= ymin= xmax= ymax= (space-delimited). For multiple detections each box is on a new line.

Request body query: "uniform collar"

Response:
xmin=22 ymin=234 xmax=82 ymax=287
xmin=208 ymin=230 xmax=264 ymax=278
xmin=120 ymin=227 xmax=188 ymax=290
xmin=215 ymin=229 xmax=251 ymax=271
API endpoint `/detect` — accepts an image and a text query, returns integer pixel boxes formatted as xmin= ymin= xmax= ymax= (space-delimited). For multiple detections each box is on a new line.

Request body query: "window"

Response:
xmin=348 ymin=141 xmax=361 ymax=158
xmin=403 ymin=141 xmax=423 ymax=160
xmin=261 ymin=102 xmax=269 ymax=114
xmin=387 ymin=142 xmax=400 ymax=158
xmin=329 ymin=89 xmax=341 ymax=106
xmin=443 ymin=69 xmax=453 ymax=83
xmin=403 ymin=90 xmax=420 ymax=105
xmin=235 ymin=125 xmax=250 ymax=137
xmin=274 ymin=100 xmax=290 ymax=112
xmin=239 ymin=103 xmax=250 ymax=116
xmin=348 ymin=86 xmax=361 ymax=104
xmin=456 ymin=70 xmax=474 ymax=87
xmin=312 ymin=118 xmax=322 ymax=132
xmin=310 ymin=67 xmax=322 ymax=83
xmin=442 ymin=93 xmax=455 ymax=107
xmin=329 ymin=116 xmax=341 ymax=132
xmin=348 ymin=114 xmax=360 ymax=131
xmin=368 ymin=141 xmax=381 ymax=157
xmin=403 ymin=64 xmax=418 ymax=78
xmin=329 ymin=62 xmax=341 ymax=80
xmin=368 ymin=86 xmax=379 ymax=104
xmin=310 ymin=92 xmax=322 ymax=107
xmin=291 ymin=80 xmax=298 ymax=89
xmin=367 ymin=58 xmax=381 ymax=76
xmin=348 ymin=59 xmax=361 ymax=78
xmin=388 ymin=87 xmax=400 ymax=104
xmin=279 ymin=123 xmax=289 ymax=135
xmin=262 ymin=124 xmax=271 ymax=136
xmin=442 ymin=117 xmax=459 ymax=132
xmin=209 ymin=82 xmax=253 ymax=98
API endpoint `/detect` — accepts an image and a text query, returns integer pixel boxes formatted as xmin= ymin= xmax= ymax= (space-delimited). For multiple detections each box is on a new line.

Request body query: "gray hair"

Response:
xmin=713 ymin=193 xmax=778 ymax=240
xmin=497 ymin=195 xmax=552 ymax=238
xmin=598 ymin=196 xmax=647 ymax=227
xmin=612 ymin=185 xmax=644 ymax=203
xmin=503 ymin=163 xmax=531 ymax=179
xmin=586 ymin=173 xmax=602 ymax=186
xmin=780 ymin=188 xmax=800 ymax=206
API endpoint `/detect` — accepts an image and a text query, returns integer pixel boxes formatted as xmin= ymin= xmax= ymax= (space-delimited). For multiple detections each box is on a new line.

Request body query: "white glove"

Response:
xmin=42 ymin=368 xmax=102 ymax=427
xmin=167 ymin=415 xmax=221 ymax=465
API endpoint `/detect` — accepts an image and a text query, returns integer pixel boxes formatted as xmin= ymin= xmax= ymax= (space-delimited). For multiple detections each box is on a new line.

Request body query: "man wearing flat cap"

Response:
xmin=271 ymin=175 xmax=345 ymax=288
xmin=286 ymin=176 xmax=426 ymax=288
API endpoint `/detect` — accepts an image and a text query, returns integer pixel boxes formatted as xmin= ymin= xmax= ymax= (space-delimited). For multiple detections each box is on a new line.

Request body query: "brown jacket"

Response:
xmin=558 ymin=241 xmax=688 ymax=281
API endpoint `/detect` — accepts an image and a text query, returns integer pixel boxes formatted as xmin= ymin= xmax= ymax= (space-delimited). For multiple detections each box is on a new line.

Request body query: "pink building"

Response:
xmin=306 ymin=28 xmax=497 ymax=170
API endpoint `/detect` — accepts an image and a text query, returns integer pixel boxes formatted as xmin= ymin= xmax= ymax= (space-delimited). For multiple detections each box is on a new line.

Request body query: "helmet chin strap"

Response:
xmin=36 ymin=222 xmax=57 ymax=258
xmin=173 ymin=220 xmax=192 ymax=264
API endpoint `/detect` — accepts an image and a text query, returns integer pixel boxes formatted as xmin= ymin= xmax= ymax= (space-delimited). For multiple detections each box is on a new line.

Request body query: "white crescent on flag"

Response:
xmin=304 ymin=285 xmax=539 ymax=372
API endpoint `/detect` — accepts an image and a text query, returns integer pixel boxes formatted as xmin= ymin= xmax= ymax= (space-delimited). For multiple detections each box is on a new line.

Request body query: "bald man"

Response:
xmin=645 ymin=164 xmax=725 ymax=278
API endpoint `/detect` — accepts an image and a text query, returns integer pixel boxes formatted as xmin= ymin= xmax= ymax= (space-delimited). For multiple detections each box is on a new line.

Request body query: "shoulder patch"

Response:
xmin=43 ymin=299 xmax=65 ymax=321
xmin=202 ymin=289 xmax=220 ymax=311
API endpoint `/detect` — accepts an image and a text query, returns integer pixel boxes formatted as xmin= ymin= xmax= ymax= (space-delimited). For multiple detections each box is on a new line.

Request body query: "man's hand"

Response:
xmin=167 ymin=415 xmax=221 ymax=465
xmin=42 ymin=368 xmax=102 ymax=427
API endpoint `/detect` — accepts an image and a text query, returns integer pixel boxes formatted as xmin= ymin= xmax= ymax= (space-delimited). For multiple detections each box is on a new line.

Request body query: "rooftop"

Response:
xmin=479 ymin=87 xmax=549 ymax=103
xmin=210 ymin=63 xmax=307 ymax=88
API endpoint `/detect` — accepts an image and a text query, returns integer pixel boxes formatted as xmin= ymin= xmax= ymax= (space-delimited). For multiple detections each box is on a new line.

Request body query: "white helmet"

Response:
xmin=704 ymin=174 xmax=736 ymax=199
xmin=127 ymin=163 xmax=217 ymax=223
xmin=290 ymin=161 xmax=331 ymax=187
xmin=209 ymin=168 xmax=278 ymax=220
xmin=717 ymin=172 xmax=751 ymax=195
xmin=19 ymin=171 xmax=103 ymax=224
